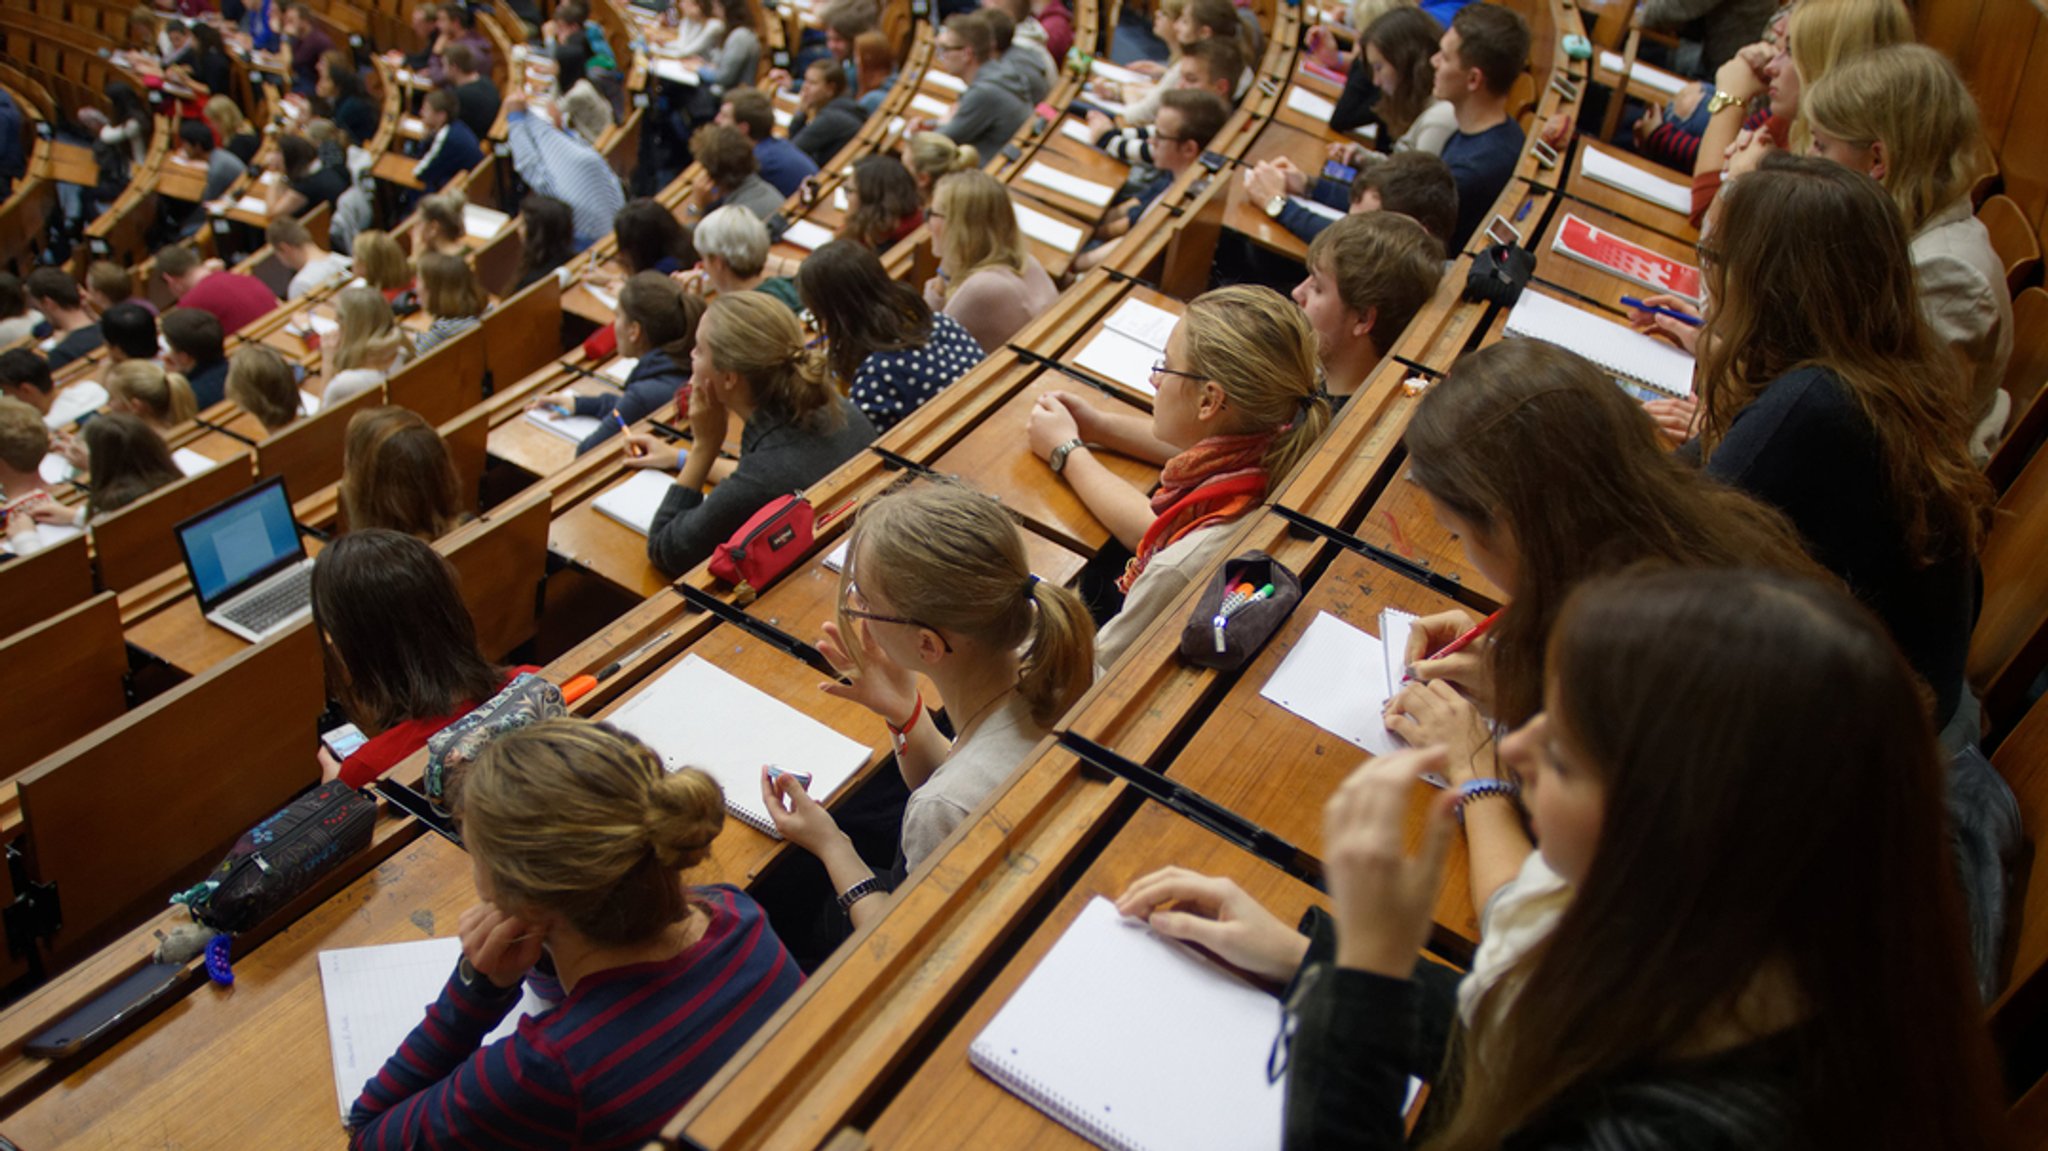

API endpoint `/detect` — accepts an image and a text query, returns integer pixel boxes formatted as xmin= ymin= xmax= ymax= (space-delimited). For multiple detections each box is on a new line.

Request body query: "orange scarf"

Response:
xmin=1117 ymin=433 xmax=1271 ymax=594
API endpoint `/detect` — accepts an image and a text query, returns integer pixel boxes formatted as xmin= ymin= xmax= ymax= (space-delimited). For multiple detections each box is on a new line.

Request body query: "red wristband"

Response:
xmin=887 ymin=695 xmax=924 ymax=740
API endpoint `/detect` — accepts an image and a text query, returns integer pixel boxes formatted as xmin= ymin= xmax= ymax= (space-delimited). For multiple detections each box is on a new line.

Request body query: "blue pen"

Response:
xmin=1514 ymin=196 xmax=1533 ymax=222
xmin=1621 ymin=296 xmax=1703 ymax=327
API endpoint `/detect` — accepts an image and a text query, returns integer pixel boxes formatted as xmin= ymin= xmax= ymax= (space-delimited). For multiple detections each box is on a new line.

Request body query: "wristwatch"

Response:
xmin=1264 ymin=192 xmax=1288 ymax=218
xmin=837 ymin=877 xmax=882 ymax=914
xmin=1705 ymin=89 xmax=1747 ymax=116
xmin=1048 ymin=437 xmax=1086 ymax=474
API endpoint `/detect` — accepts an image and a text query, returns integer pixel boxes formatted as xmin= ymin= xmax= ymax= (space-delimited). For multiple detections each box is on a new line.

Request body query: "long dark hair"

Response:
xmin=311 ymin=528 xmax=502 ymax=734
xmin=1699 ymin=154 xmax=1990 ymax=564
xmin=1404 ymin=339 xmax=1822 ymax=727
xmin=840 ymin=155 xmax=922 ymax=250
xmin=84 ymin=413 xmax=182 ymax=516
xmin=796 ymin=240 xmax=933 ymax=386
xmin=1434 ymin=567 xmax=2007 ymax=1151
xmin=1364 ymin=6 xmax=1443 ymax=139
xmin=514 ymin=195 xmax=577 ymax=288
xmin=612 ymin=198 xmax=696 ymax=275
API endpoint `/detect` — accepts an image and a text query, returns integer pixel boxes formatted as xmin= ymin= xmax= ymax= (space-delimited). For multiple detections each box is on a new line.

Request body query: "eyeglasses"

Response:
xmin=936 ymin=41 xmax=968 ymax=54
xmin=1694 ymin=242 xmax=1722 ymax=268
xmin=1151 ymin=361 xmax=1210 ymax=385
xmin=840 ymin=577 xmax=954 ymax=652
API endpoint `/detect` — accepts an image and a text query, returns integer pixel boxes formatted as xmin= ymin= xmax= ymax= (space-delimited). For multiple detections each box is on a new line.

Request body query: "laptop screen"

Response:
xmin=176 ymin=479 xmax=305 ymax=609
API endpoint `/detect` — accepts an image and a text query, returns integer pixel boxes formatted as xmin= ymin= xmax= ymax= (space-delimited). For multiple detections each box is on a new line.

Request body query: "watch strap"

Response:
xmin=837 ymin=877 xmax=882 ymax=914
xmin=1048 ymin=437 xmax=1085 ymax=474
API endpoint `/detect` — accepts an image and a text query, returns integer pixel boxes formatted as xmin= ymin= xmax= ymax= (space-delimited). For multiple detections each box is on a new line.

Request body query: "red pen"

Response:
xmin=1404 ymin=609 xmax=1504 ymax=682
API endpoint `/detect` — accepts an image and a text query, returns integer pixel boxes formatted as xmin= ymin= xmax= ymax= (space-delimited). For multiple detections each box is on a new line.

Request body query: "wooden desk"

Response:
xmin=930 ymin=374 xmax=1158 ymax=557
xmin=1566 ymin=141 xmax=1697 ymax=242
xmin=45 ymin=141 xmax=97 ymax=188
xmin=156 ymin=152 xmax=211 ymax=204
xmin=371 ymin=149 xmax=425 ymax=193
xmin=1355 ymin=471 xmax=1508 ymax=608
xmin=486 ymin=373 xmax=628 ymax=479
xmin=1221 ymin=119 xmax=1329 ymax=261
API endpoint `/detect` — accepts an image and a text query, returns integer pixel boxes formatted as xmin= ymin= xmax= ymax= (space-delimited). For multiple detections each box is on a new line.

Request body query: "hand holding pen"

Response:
xmin=1623 ymin=294 xmax=1703 ymax=355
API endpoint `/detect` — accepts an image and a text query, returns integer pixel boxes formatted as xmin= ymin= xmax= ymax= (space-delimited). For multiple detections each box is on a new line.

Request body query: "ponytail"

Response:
xmin=701 ymin=292 xmax=842 ymax=429
xmin=163 ymin=371 xmax=198 ymax=424
xmin=105 ymin=359 xmax=199 ymax=426
xmin=1018 ymin=576 xmax=1095 ymax=727
xmin=1181 ymin=285 xmax=1326 ymax=485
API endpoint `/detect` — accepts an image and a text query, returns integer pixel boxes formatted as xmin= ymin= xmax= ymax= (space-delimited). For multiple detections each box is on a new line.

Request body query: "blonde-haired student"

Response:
xmin=225 ymin=345 xmax=304 ymax=434
xmin=103 ymin=360 xmax=198 ymax=433
xmin=346 ymin=719 xmax=803 ymax=1148
xmin=923 ymin=169 xmax=1057 ymax=353
xmin=1027 ymin=285 xmax=1327 ymax=670
xmin=763 ymin=480 xmax=1095 ymax=928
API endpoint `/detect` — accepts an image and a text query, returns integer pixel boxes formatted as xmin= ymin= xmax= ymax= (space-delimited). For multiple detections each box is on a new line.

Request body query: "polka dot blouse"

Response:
xmin=850 ymin=312 xmax=987 ymax=433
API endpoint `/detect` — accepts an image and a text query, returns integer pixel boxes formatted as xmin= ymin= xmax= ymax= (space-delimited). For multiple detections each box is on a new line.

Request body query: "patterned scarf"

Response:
xmin=1117 ymin=432 xmax=1272 ymax=594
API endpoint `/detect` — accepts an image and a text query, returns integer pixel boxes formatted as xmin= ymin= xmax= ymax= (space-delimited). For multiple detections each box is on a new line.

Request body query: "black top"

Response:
xmin=1330 ymin=55 xmax=1380 ymax=136
xmin=46 ymin=325 xmax=104 ymax=371
xmin=789 ymin=96 xmax=866 ymax=166
xmin=330 ymin=94 xmax=379 ymax=146
xmin=186 ymin=357 xmax=231 ymax=409
xmin=1700 ymin=366 xmax=1974 ymax=726
xmin=453 ymin=78 xmax=502 ymax=141
xmin=225 ymin=131 xmax=262 ymax=166
xmin=291 ymin=163 xmax=350 ymax=212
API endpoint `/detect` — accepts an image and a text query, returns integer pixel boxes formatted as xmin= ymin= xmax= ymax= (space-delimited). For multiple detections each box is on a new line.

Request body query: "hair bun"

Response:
xmin=644 ymin=767 xmax=725 ymax=871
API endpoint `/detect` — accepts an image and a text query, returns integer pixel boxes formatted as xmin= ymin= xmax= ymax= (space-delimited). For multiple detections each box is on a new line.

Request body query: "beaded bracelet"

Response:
xmin=1454 ymin=777 xmax=1520 ymax=824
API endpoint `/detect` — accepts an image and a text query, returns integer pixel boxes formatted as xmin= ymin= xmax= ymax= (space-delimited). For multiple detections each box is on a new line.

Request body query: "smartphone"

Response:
xmin=321 ymin=722 xmax=367 ymax=760
xmin=1322 ymin=159 xmax=1357 ymax=185
xmin=25 ymin=963 xmax=184 ymax=1058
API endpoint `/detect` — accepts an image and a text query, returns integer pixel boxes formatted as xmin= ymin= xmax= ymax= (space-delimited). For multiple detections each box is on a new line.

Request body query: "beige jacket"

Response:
xmin=1911 ymin=197 xmax=2013 ymax=458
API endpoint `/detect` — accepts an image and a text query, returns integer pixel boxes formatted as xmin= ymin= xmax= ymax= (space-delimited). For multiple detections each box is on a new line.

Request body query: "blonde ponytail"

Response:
xmin=106 ymin=359 xmax=199 ymax=426
xmin=702 ymin=292 xmax=843 ymax=430
xmin=1181 ymin=285 xmax=1327 ymax=483
xmin=1018 ymin=576 xmax=1095 ymax=727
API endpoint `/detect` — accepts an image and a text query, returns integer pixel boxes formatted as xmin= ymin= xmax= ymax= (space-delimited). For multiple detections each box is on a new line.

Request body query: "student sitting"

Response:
xmin=799 ymin=241 xmax=985 ymax=432
xmin=1084 ymin=37 xmax=1241 ymax=166
xmin=351 ymin=230 xmax=416 ymax=300
xmin=1289 ymin=212 xmax=1444 ymax=406
xmin=1804 ymin=45 xmax=2013 ymax=459
xmin=346 ymin=718 xmax=803 ymax=1148
xmin=340 ymin=407 xmax=470 ymax=539
xmin=84 ymin=261 xmax=155 ymax=319
xmin=316 ymin=49 xmax=380 ymax=144
xmin=1088 ymin=0 xmax=1184 ymax=111
xmin=412 ymin=253 xmax=487 ymax=359
xmin=414 ymin=89 xmax=486 ymax=195
xmin=917 ymin=14 xmax=1031 ymax=165
xmin=671 ymin=0 xmax=729 ymax=59
xmin=529 ymin=273 xmax=703 ymax=456
xmin=103 ymin=361 xmax=199 ymax=436
xmin=505 ymin=90 xmax=629 ymax=249
xmin=790 ymin=59 xmax=868 ymax=166
xmin=901 ymin=131 xmax=981 ymax=207
xmin=763 ymin=480 xmax=1094 ymax=927
xmin=1431 ymin=3 xmax=1529 ymax=248
xmin=512 ymin=196 xmax=579 ymax=292
xmin=444 ymin=42 xmax=500 ymax=140
xmin=27 ymin=413 xmax=183 ymax=527
xmin=25 ymin=269 xmax=103 ymax=370
xmin=560 ymin=80 xmax=616 ymax=147
xmin=1333 ymin=7 xmax=1456 ymax=158
xmin=157 ymin=244 xmax=281 ymax=336
xmin=722 ymin=87 xmax=818 ymax=198
xmin=207 ymin=95 xmax=263 ymax=166
xmin=322 ymin=287 xmax=416 ymax=409
xmin=161 ymin=308 xmax=233 ymax=408
xmin=1249 ymin=147 xmax=1459 ymax=247
xmin=416 ymin=191 xmax=472 ymax=259
xmin=174 ymin=117 xmax=247 ymax=225
xmin=853 ymin=29 xmax=898 ymax=113
xmin=977 ymin=9 xmax=1052 ymax=105
xmin=1027 ymin=286 xmax=1328 ymax=670
xmin=1122 ymin=0 xmax=1250 ymax=125
xmin=226 ymin=345 xmax=305 ymax=434
xmin=1074 ymin=89 xmax=1230 ymax=273
xmin=0 ymin=397 xmax=49 ymax=504
xmin=680 ymin=206 xmax=803 ymax=312
xmin=0 ymin=348 xmax=104 ymax=431
xmin=612 ymin=199 xmax=698 ymax=277
xmin=98 ymin=302 xmax=160 ymax=365
xmin=0 ymin=273 xmax=46 ymax=347
xmin=836 ymin=155 xmax=925 ymax=251
xmin=620 ymin=292 xmax=877 ymax=576
xmin=683 ymin=0 xmax=763 ymax=105
xmin=1122 ymin=567 xmax=2007 ymax=1151
xmin=424 ymin=1 xmax=496 ymax=87
xmin=268 ymin=133 xmax=350 ymax=217
xmin=922 ymin=169 xmax=1057 ymax=353
xmin=269 ymin=217 xmax=354 ymax=301
xmin=686 ymin=123 xmax=787 ymax=222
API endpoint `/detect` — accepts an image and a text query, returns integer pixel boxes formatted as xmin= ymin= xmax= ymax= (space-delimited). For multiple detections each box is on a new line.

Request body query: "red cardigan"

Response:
xmin=338 ymin=666 xmax=539 ymax=789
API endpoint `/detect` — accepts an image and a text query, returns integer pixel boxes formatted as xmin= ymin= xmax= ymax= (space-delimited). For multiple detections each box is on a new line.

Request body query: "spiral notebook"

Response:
xmin=602 ymin=653 xmax=873 ymax=837
xmin=592 ymin=470 xmax=675 ymax=536
xmin=1503 ymin=290 xmax=1696 ymax=399
xmin=970 ymin=896 xmax=1287 ymax=1151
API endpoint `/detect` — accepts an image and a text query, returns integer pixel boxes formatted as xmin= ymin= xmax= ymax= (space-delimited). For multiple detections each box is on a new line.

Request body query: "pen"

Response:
xmin=1620 ymin=296 xmax=1703 ymax=327
xmin=560 ymin=629 xmax=675 ymax=702
xmin=614 ymin=410 xmax=643 ymax=456
xmin=1404 ymin=609 xmax=1504 ymax=682
xmin=1514 ymin=195 xmax=1533 ymax=222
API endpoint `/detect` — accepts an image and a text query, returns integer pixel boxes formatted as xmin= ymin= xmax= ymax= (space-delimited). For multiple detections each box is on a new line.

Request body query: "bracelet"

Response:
xmin=887 ymin=694 xmax=924 ymax=740
xmin=1454 ymin=777 xmax=1520 ymax=824
xmin=836 ymin=877 xmax=882 ymax=914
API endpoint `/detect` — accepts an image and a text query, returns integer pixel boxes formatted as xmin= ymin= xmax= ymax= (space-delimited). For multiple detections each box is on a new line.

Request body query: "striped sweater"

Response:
xmin=347 ymin=885 xmax=802 ymax=1150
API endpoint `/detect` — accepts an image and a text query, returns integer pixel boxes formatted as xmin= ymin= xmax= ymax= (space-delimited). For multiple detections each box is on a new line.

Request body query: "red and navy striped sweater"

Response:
xmin=347 ymin=885 xmax=802 ymax=1150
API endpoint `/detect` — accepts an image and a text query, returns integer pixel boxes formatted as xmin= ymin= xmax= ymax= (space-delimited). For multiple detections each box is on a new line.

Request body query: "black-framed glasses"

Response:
xmin=840 ymin=578 xmax=954 ymax=652
xmin=1694 ymin=242 xmax=1721 ymax=269
xmin=1151 ymin=361 xmax=1210 ymax=385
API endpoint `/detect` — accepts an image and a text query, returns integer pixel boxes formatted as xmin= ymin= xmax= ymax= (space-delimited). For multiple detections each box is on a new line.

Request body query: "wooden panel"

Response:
xmin=386 ymin=325 xmax=487 ymax=428
xmin=254 ymin=384 xmax=385 ymax=507
xmin=478 ymin=273 xmax=562 ymax=390
xmin=441 ymin=401 xmax=489 ymax=516
xmin=1999 ymin=22 xmax=2048 ymax=234
xmin=1960 ymin=0 xmax=2041 ymax=157
xmin=17 ymin=620 xmax=325 ymax=964
xmin=1971 ymin=437 xmax=2048 ymax=726
xmin=0 ymin=593 xmax=127 ymax=777
xmin=441 ymin=487 xmax=550 ymax=662
xmin=1990 ymin=687 xmax=2048 ymax=1050
xmin=0 ymin=531 xmax=93 ymax=641
xmin=91 ymin=453 xmax=255 ymax=593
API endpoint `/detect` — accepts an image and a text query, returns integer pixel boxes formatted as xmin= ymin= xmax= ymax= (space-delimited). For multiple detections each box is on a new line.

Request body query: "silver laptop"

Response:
xmin=174 ymin=477 xmax=316 ymax=643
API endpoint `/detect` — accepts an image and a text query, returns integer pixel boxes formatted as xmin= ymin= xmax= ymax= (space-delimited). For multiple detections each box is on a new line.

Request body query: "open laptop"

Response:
xmin=174 ymin=477 xmax=316 ymax=643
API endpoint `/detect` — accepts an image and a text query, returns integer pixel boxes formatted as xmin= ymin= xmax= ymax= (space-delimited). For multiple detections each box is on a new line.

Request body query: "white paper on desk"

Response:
xmin=233 ymin=195 xmax=269 ymax=216
xmin=398 ymin=115 xmax=425 ymax=136
xmin=1287 ymin=194 xmax=1346 ymax=222
xmin=1014 ymin=201 xmax=1086 ymax=254
xmin=887 ymin=116 xmax=907 ymax=139
xmin=38 ymin=453 xmax=72 ymax=485
xmin=260 ymin=170 xmax=284 ymax=187
xmin=1598 ymin=50 xmax=1685 ymax=96
xmin=822 ymin=537 xmax=850 ymax=572
xmin=591 ymin=469 xmax=674 ymax=535
xmin=833 ymin=186 xmax=849 ymax=212
xmin=1089 ymin=59 xmax=1147 ymax=86
xmin=604 ymin=653 xmax=873 ymax=837
xmin=1021 ymin=162 xmax=1115 ymax=208
xmin=524 ymin=407 xmax=603 ymax=443
xmin=1579 ymin=146 xmax=1691 ymax=216
xmin=462 ymin=203 xmax=511 ymax=240
xmin=909 ymin=92 xmax=952 ymax=119
xmin=651 ymin=57 xmax=702 ymax=86
xmin=172 ymin=447 xmax=218 ymax=477
xmin=320 ymin=936 xmax=548 ymax=1122
xmin=780 ymin=218 xmax=835 ymax=250
xmin=1283 ymin=86 xmax=1377 ymax=143
xmin=1503 ymin=290 xmax=1696 ymax=399
xmin=290 ymin=312 xmax=340 ymax=339
xmin=1102 ymin=297 xmax=1178 ymax=351
xmin=299 ymin=389 xmax=321 ymax=416
xmin=585 ymin=284 xmax=620 ymax=313
xmin=1072 ymin=328 xmax=1161 ymax=397
xmin=925 ymin=68 xmax=966 ymax=93
xmin=1260 ymin=610 xmax=1405 ymax=755
xmin=1060 ymin=117 xmax=1097 ymax=145
xmin=599 ymin=355 xmax=640 ymax=384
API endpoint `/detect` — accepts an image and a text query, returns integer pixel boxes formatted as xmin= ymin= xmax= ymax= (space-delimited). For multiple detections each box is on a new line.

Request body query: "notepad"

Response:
xmin=1015 ymin=201 xmax=1087 ymax=253
xmin=1579 ymin=147 xmax=1691 ymax=216
xmin=599 ymin=355 xmax=640 ymax=384
xmin=1502 ymin=290 xmax=1696 ymax=399
xmin=524 ymin=408 xmax=603 ymax=443
xmin=650 ymin=57 xmax=702 ymax=85
xmin=585 ymin=284 xmax=620 ymax=313
xmin=780 ymin=218 xmax=836 ymax=250
xmin=1283 ymin=87 xmax=1377 ymax=142
xmin=172 ymin=447 xmax=217 ymax=477
xmin=319 ymin=937 xmax=548 ymax=1122
xmin=1101 ymin=298 xmax=1179 ymax=350
xmin=1022 ymin=162 xmax=1116 ymax=208
xmin=1551 ymin=214 xmax=1701 ymax=303
xmin=1598 ymin=50 xmax=1685 ymax=96
xmin=910 ymin=92 xmax=951 ymax=118
xmin=591 ymin=469 xmax=673 ymax=534
xmin=833 ymin=186 xmax=849 ymax=212
xmin=603 ymin=653 xmax=873 ymax=836
xmin=1286 ymin=194 xmax=1345 ymax=222
xmin=970 ymin=896 xmax=1287 ymax=1151
xmin=1074 ymin=329 xmax=1160 ymax=397
xmin=38 ymin=453 xmax=71 ymax=485
xmin=1260 ymin=610 xmax=1409 ymax=756
xmin=462 ymin=204 xmax=511 ymax=240
xmin=1061 ymin=117 xmax=1098 ymax=145
xmin=924 ymin=68 xmax=966 ymax=93
xmin=1089 ymin=59 xmax=1148 ymax=87
xmin=233 ymin=195 xmax=269 ymax=216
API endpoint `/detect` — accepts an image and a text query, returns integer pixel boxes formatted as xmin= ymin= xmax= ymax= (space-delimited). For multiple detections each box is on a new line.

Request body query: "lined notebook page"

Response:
xmin=1101 ymin=299 xmax=1179 ymax=349
xmin=1260 ymin=610 xmax=1404 ymax=756
xmin=592 ymin=470 xmax=674 ymax=535
xmin=1580 ymin=147 xmax=1691 ymax=216
xmin=1503 ymin=291 xmax=1696 ymax=398
xmin=603 ymin=654 xmax=873 ymax=836
xmin=319 ymin=937 xmax=546 ymax=1121
xmin=970 ymin=897 xmax=1285 ymax=1151
xmin=780 ymin=218 xmax=836 ymax=251
xmin=1073 ymin=328 xmax=1161 ymax=396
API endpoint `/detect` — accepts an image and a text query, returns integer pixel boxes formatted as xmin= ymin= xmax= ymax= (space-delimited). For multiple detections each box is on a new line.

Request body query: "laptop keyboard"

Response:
xmin=220 ymin=566 xmax=313 ymax=633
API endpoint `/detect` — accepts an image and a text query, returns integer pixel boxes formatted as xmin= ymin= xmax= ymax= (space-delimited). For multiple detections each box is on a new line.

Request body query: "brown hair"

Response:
xmin=0 ymin=398 xmax=49 ymax=472
xmin=1364 ymin=6 xmax=1443 ymax=137
xmin=1356 ymin=150 xmax=1459 ymax=245
xmin=1181 ymin=286 xmax=1328 ymax=483
xmin=1179 ymin=36 xmax=1244 ymax=93
xmin=797 ymin=240 xmax=933 ymax=386
xmin=1699 ymin=155 xmax=1989 ymax=562
xmin=455 ymin=720 xmax=724 ymax=946
xmin=341 ymin=406 xmax=467 ymax=539
xmin=1305 ymin=211 xmax=1444 ymax=359
xmin=226 ymin=345 xmax=302 ymax=432
xmin=841 ymin=480 xmax=1094 ymax=727
xmin=853 ymin=30 xmax=894 ymax=95
xmin=1157 ymin=88 xmax=1230 ymax=151
xmin=86 ymin=261 xmax=136 ymax=306
xmin=418 ymin=190 xmax=468 ymax=249
xmin=351 ymin=230 xmax=412 ymax=293
xmin=1447 ymin=3 xmax=1528 ymax=96
xmin=266 ymin=215 xmax=313 ymax=249
xmin=723 ymin=86 xmax=776 ymax=141
xmin=1434 ymin=567 xmax=2006 ymax=1151
xmin=943 ymin=11 xmax=994 ymax=61
xmin=839 ymin=155 xmax=922 ymax=249
xmin=700 ymin=292 xmax=843 ymax=430
xmin=616 ymin=272 xmax=705 ymax=361
xmin=82 ymin=412 xmax=182 ymax=517
xmin=1404 ymin=338 xmax=1822 ymax=726
xmin=417 ymin=251 xmax=486 ymax=319
xmin=689 ymin=123 xmax=759 ymax=190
